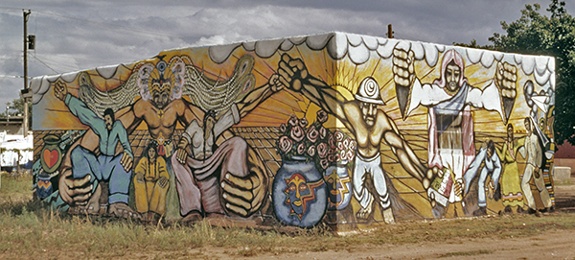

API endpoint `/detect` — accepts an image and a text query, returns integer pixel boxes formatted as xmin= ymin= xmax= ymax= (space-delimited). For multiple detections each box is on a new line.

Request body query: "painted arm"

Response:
xmin=176 ymin=98 xmax=205 ymax=128
xmin=277 ymin=54 xmax=353 ymax=131
xmin=212 ymin=104 xmax=240 ymax=139
xmin=114 ymin=122 xmax=135 ymax=172
xmin=516 ymin=137 xmax=526 ymax=159
xmin=496 ymin=142 xmax=506 ymax=161
xmin=156 ymin=156 xmax=169 ymax=189
xmin=393 ymin=48 xmax=452 ymax=118
xmin=406 ymin=79 xmax=452 ymax=116
xmin=491 ymin=153 xmax=502 ymax=190
xmin=115 ymin=122 xmax=133 ymax=158
xmin=179 ymin=94 xmax=244 ymax=156
xmin=64 ymin=94 xmax=106 ymax=136
xmin=53 ymin=81 xmax=95 ymax=206
xmin=134 ymin=158 xmax=147 ymax=175
xmin=467 ymin=62 xmax=518 ymax=122
xmin=157 ymin=157 xmax=169 ymax=180
xmin=236 ymin=77 xmax=279 ymax=118
xmin=467 ymin=81 xmax=504 ymax=119
xmin=381 ymin=113 xmax=427 ymax=182
xmin=115 ymin=101 xmax=144 ymax=134
xmin=134 ymin=157 xmax=147 ymax=182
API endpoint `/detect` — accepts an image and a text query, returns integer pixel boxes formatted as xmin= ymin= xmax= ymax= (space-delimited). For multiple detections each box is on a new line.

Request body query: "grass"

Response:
xmin=2 ymin=173 xmax=575 ymax=258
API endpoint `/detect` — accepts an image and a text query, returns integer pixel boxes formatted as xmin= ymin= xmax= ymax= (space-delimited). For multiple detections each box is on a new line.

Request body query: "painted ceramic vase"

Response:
xmin=272 ymin=156 xmax=327 ymax=228
xmin=323 ymin=161 xmax=352 ymax=211
xmin=40 ymin=134 xmax=62 ymax=174
xmin=35 ymin=174 xmax=53 ymax=200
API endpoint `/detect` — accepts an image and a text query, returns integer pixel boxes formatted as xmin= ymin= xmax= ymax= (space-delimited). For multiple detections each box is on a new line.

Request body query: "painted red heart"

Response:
xmin=42 ymin=149 xmax=59 ymax=169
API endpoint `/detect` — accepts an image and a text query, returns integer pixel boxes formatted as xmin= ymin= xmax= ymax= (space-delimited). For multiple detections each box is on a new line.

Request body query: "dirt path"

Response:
xmin=237 ymin=229 xmax=575 ymax=259
xmin=229 ymin=177 xmax=575 ymax=259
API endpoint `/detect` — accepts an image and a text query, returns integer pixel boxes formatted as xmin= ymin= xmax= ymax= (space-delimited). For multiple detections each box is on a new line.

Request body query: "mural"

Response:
xmin=31 ymin=32 xmax=556 ymax=230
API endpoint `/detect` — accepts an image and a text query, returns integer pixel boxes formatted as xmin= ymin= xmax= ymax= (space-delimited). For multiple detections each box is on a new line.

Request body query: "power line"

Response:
xmin=2 ymin=6 xmax=187 ymax=43
xmin=29 ymin=54 xmax=60 ymax=74
xmin=0 ymin=75 xmax=23 ymax=79
xmin=31 ymin=53 xmax=78 ymax=72
xmin=0 ymin=6 xmax=25 ymax=13
xmin=33 ymin=10 xmax=180 ymax=41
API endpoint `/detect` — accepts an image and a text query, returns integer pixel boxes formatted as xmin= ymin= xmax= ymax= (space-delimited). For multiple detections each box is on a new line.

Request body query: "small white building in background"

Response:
xmin=0 ymin=131 xmax=33 ymax=171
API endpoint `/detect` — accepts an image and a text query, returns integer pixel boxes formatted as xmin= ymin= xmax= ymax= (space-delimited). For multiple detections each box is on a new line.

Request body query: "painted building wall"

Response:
xmin=31 ymin=32 xmax=556 ymax=230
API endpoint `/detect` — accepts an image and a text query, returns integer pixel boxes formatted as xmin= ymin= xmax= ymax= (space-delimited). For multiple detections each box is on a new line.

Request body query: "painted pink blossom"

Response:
xmin=334 ymin=130 xmax=345 ymax=142
xmin=290 ymin=125 xmax=305 ymax=142
xmin=316 ymin=109 xmax=328 ymax=124
xmin=307 ymin=145 xmax=316 ymax=157
xmin=328 ymin=134 xmax=336 ymax=149
xmin=319 ymin=159 xmax=330 ymax=170
xmin=278 ymin=136 xmax=293 ymax=154
xmin=340 ymin=150 xmax=346 ymax=161
xmin=319 ymin=126 xmax=327 ymax=139
xmin=288 ymin=115 xmax=298 ymax=126
xmin=348 ymin=139 xmax=356 ymax=151
xmin=328 ymin=153 xmax=336 ymax=163
xmin=297 ymin=142 xmax=306 ymax=155
xmin=346 ymin=150 xmax=355 ymax=161
xmin=317 ymin=142 xmax=329 ymax=159
xmin=337 ymin=141 xmax=344 ymax=151
xmin=299 ymin=118 xmax=308 ymax=128
xmin=306 ymin=126 xmax=319 ymax=143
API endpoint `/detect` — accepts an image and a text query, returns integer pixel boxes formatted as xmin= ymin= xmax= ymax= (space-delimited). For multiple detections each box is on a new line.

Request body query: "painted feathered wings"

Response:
xmin=78 ymin=54 xmax=256 ymax=119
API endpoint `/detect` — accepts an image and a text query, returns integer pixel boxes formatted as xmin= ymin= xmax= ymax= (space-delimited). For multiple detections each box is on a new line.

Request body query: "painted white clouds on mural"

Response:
xmin=208 ymin=32 xmax=555 ymax=89
xmin=31 ymin=32 xmax=555 ymax=105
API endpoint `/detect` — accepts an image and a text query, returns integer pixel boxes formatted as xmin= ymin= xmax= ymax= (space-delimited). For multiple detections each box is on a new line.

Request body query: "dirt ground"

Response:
xmin=212 ymin=176 xmax=575 ymax=259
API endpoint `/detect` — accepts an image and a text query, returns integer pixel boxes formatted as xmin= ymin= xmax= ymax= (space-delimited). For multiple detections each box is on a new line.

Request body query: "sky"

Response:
xmin=0 ymin=0 xmax=573 ymax=111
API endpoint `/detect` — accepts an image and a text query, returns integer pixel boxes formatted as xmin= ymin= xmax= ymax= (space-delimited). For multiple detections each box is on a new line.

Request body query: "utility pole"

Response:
xmin=22 ymin=9 xmax=32 ymax=137
xmin=387 ymin=24 xmax=394 ymax=38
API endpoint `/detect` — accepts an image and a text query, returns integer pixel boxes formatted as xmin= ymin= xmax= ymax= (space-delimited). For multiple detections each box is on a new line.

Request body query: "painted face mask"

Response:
xmin=284 ymin=173 xmax=323 ymax=220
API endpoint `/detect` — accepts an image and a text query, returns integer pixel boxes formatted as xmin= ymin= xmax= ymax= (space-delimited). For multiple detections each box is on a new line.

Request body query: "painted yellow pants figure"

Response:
xmin=134 ymin=144 xmax=169 ymax=217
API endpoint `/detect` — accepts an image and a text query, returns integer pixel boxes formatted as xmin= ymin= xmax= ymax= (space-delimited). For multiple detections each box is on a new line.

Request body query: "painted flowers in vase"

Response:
xmin=276 ymin=109 xmax=331 ymax=169
xmin=273 ymin=110 xmax=330 ymax=228
xmin=327 ymin=129 xmax=356 ymax=166
xmin=324 ymin=129 xmax=356 ymax=211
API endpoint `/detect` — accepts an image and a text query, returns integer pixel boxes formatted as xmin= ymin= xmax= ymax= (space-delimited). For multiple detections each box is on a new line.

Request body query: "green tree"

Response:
xmin=454 ymin=39 xmax=494 ymax=50
xmin=1 ymin=98 xmax=32 ymax=129
xmin=460 ymin=0 xmax=575 ymax=145
xmin=9 ymin=98 xmax=26 ymax=116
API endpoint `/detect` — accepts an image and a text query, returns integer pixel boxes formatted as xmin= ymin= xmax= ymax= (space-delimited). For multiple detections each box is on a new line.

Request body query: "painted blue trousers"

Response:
xmin=70 ymin=146 xmax=132 ymax=204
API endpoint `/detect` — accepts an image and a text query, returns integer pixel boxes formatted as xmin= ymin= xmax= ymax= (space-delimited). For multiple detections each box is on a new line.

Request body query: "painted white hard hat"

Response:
xmin=354 ymin=77 xmax=384 ymax=105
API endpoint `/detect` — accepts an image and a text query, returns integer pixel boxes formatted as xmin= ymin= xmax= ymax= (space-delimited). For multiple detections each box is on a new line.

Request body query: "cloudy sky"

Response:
xmin=0 ymin=0 xmax=572 ymax=110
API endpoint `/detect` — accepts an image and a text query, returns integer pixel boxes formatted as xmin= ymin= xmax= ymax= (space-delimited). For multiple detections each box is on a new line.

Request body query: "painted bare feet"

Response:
xmin=108 ymin=203 xmax=141 ymax=220
xmin=68 ymin=206 xmax=83 ymax=215
xmin=67 ymin=203 xmax=99 ymax=215
xmin=180 ymin=211 xmax=203 ymax=225
xmin=383 ymin=208 xmax=395 ymax=224
xmin=68 ymin=183 xmax=101 ymax=215
xmin=85 ymin=183 xmax=102 ymax=214
xmin=356 ymin=206 xmax=372 ymax=220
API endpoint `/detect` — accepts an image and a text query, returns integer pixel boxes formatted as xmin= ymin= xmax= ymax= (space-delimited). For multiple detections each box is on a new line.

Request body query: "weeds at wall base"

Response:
xmin=2 ymin=173 xmax=575 ymax=258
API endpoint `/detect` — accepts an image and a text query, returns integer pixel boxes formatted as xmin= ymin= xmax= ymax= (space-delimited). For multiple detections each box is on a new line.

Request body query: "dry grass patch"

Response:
xmin=2 ymin=173 xmax=575 ymax=258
